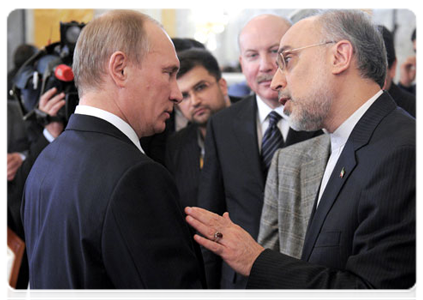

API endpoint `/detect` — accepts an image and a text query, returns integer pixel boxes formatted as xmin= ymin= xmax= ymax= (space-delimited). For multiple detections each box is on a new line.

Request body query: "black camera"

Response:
xmin=12 ymin=21 xmax=85 ymax=125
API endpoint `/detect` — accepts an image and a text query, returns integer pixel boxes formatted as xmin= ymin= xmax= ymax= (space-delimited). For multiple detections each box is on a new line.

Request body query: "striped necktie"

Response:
xmin=261 ymin=111 xmax=283 ymax=174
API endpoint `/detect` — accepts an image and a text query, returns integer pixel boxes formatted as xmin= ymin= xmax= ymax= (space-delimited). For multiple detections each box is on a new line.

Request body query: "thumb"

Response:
xmin=223 ymin=212 xmax=231 ymax=221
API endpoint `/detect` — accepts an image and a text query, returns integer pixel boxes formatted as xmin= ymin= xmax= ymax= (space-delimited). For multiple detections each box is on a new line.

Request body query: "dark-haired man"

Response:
xmin=398 ymin=24 xmax=420 ymax=98
xmin=378 ymin=25 xmax=415 ymax=117
xmin=165 ymin=48 xmax=237 ymax=209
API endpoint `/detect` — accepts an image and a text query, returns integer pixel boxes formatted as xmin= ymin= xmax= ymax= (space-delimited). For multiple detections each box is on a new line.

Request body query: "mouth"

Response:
xmin=278 ymin=96 xmax=291 ymax=106
xmin=193 ymin=107 xmax=207 ymax=116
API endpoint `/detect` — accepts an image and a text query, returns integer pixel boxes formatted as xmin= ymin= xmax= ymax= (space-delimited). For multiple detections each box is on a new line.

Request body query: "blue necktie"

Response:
xmin=262 ymin=111 xmax=283 ymax=174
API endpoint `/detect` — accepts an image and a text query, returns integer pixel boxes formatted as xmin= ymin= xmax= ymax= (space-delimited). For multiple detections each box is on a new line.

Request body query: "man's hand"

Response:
xmin=399 ymin=55 xmax=416 ymax=88
xmin=7 ymin=153 xmax=23 ymax=181
xmin=185 ymin=206 xmax=264 ymax=277
xmin=39 ymin=87 xmax=66 ymax=138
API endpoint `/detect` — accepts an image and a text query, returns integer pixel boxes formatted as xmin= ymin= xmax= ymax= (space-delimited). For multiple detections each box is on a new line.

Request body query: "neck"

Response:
xmin=198 ymin=126 xmax=207 ymax=139
xmin=323 ymin=80 xmax=381 ymax=133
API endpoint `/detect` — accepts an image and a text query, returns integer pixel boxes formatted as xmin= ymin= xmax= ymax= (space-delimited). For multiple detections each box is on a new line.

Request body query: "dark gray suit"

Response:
xmin=198 ymin=94 xmax=321 ymax=288
xmin=248 ymin=92 xmax=415 ymax=289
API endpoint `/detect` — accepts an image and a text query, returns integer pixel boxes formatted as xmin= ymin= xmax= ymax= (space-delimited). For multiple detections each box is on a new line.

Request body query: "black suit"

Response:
xmin=387 ymin=82 xmax=416 ymax=118
xmin=198 ymin=94 xmax=321 ymax=288
xmin=165 ymin=123 xmax=201 ymax=209
xmin=247 ymin=92 xmax=415 ymax=289
xmin=164 ymin=96 xmax=242 ymax=209
xmin=22 ymin=113 xmax=205 ymax=289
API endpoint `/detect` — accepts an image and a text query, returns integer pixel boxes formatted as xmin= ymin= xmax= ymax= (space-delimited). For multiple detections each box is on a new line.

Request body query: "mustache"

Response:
xmin=256 ymin=74 xmax=274 ymax=84
xmin=278 ymin=91 xmax=291 ymax=99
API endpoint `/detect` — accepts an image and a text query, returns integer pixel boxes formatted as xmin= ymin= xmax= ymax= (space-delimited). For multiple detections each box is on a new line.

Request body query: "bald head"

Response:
xmin=239 ymin=14 xmax=291 ymax=51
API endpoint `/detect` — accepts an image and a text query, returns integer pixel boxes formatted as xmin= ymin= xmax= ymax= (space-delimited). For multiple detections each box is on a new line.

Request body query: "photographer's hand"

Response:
xmin=39 ymin=87 xmax=66 ymax=138
xmin=7 ymin=153 xmax=24 ymax=181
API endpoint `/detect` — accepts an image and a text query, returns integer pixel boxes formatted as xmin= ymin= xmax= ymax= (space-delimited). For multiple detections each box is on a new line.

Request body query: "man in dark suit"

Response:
xmin=398 ymin=24 xmax=420 ymax=99
xmin=21 ymin=10 xmax=205 ymax=289
xmin=197 ymin=14 xmax=321 ymax=289
xmin=165 ymin=48 xmax=238 ymax=209
xmin=378 ymin=25 xmax=415 ymax=118
xmin=185 ymin=9 xmax=415 ymax=289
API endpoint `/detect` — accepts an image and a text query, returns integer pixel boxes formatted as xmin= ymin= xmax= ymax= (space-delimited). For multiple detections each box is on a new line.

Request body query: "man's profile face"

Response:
xmin=176 ymin=65 xmax=228 ymax=127
xmin=124 ymin=22 xmax=182 ymax=137
xmin=271 ymin=17 xmax=334 ymax=132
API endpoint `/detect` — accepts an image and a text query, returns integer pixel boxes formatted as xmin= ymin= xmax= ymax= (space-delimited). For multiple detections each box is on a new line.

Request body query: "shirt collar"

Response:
xmin=329 ymin=90 xmax=383 ymax=152
xmin=74 ymin=105 xmax=144 ymax=154
xmin=256 ymin=94 xmax=285 ymax=123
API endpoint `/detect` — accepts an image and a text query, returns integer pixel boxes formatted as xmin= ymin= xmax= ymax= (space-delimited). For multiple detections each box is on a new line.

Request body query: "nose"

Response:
xmin=270 ymin=69 xmax=286 ymax=91
xmin=171 ymin=80 xmax=183 ymax=104
xmin=189 ymin=92 xmax=201 ymax=107
xmin=259 ymin=53 xmax=277 ymax=73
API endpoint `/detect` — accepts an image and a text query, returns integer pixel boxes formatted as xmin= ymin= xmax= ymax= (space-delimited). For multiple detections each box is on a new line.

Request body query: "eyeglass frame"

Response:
xmin=276 ymin=41 xmax=337 ymax=72
xmin=180 ymin=80 xmax=218 ymax=102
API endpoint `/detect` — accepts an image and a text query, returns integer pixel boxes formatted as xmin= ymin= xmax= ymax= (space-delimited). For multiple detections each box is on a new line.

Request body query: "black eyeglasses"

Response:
xmin=276 ymin=41 xmax=336 ymax=72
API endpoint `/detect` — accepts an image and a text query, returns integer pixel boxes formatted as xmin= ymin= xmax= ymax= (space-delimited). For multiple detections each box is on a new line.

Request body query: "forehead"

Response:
xmin=279 ymin=17 xmax=320 ymax=50
xmin=177 ymin=66 xmax=214 ymax=86
xmin=239 ymin=18 xmax=288 ymax=52
xmin=145 ymin=22 xmax=178 ymax=60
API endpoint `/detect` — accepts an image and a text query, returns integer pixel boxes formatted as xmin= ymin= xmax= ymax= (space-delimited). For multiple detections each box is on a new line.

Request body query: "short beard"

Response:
xmin=286 ymin=81 xmax=333 ymax=132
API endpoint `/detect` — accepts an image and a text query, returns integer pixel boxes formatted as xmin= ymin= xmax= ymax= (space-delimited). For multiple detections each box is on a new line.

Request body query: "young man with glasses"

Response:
xmin=165 ymin=48 xmax=237 ymax=210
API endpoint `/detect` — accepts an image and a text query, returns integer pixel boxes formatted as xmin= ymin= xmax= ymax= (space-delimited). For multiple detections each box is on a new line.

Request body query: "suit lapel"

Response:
xmin=301 ymin=92 xmax=397 ymax=261
xmin=232 ymin=95 xmax=264 ymax=185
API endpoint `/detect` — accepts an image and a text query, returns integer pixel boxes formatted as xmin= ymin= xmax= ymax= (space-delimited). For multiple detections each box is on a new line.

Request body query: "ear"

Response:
xmin=331 ymin=40 xmax=353 ymax=75
xmin=218 ymin=77 xmax=228 ymax=96
xmin=108 ymin=51 xmax=128 ymax=87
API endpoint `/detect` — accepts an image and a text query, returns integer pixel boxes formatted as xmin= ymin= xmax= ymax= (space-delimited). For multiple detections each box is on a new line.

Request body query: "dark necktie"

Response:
xmin=261 ymin=111 xmax=284 ymax=174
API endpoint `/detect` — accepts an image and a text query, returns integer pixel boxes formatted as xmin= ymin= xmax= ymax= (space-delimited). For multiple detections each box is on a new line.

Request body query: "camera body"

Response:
xmin=12 ymin=21 xmax=85 ymax=124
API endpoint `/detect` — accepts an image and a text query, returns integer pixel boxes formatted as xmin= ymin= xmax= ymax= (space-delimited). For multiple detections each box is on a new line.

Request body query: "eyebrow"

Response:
xmin=278 ymin=46 xmax=293 ymax=54
xmin=164 ymin=65 xmax=179 ymax=73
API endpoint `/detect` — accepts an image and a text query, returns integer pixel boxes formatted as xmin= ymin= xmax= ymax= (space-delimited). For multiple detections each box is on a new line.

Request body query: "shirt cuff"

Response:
xmin=43 ymin=128 xmax=55 ymax=143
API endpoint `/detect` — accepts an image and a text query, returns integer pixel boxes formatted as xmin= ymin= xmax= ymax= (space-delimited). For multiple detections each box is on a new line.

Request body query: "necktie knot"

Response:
xmin=268 ymin=111 xmax=282 ymax=127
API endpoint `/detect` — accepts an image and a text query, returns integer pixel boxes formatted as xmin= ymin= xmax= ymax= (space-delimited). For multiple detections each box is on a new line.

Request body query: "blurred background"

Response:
xmin=7 ymin=8 xmax=416 ymax=89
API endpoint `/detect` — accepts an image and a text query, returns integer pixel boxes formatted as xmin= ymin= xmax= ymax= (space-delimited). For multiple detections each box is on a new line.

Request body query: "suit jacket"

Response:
xmin=21 ymin=114 xmax=205 ymax=289
xmin=165 ymin=123 xmax=201 ymax=209
xmin=248 ymin=92 xmax=415 ymax=289
xmin=398 ymin=82 xmax=416 ymax=95
xmin=164 ymin=95 xmax=242 ymax=209
xmin=258 ymin=134 xmax=330 ymax=259
xmin=198 ymin=94 xmax=321 ymax=288
xmin=387 ymin=83 xmax=416 ymax=118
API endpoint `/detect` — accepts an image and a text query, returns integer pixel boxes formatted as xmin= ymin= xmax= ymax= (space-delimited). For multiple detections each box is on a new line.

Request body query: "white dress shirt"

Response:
xmin=256 ymin=95 xmax=290 ymax=152
xmin=74 ymin=105 xmax=144 ymax=154
xmin=317 ymin=90 xmax=383 ymax=207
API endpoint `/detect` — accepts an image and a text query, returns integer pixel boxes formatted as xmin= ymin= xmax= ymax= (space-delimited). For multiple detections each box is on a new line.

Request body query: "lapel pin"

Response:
xmin=340 ymin=167 xmax=346 ymax=178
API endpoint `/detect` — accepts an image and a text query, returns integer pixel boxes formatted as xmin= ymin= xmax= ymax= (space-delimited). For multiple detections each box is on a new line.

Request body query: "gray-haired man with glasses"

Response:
xmin=185 ymin=9 xmax=415 ymax=289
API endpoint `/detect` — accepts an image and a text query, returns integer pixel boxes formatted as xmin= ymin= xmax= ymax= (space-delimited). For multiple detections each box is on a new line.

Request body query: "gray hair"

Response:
xmin=314 ymin=10 xmax=387 ymax=88
xmin=73 ymin=10 xmax=159 ymax=97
